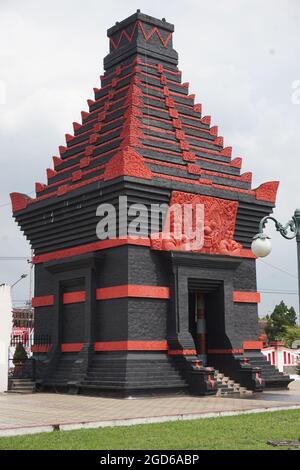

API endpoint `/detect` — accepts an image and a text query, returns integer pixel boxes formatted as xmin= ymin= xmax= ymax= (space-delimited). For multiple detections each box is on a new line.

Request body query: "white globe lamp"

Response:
xmin=251 ymin=234 xmax=272 ymax=258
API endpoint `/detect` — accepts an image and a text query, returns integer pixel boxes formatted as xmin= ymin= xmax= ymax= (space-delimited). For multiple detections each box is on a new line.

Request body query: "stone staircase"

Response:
xmin=243 ymin=351 xmax=293 ymax=389
xmin=8 ymin=379 xmax=36 ymax=394
xmin=214 ymin=370 xmax=252 ymax=396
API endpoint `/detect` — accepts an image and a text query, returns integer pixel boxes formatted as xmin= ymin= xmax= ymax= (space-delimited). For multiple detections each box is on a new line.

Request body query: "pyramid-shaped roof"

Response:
xmin=10 ymin=12 xmax=279 ymax=263
xmin=11 ymin=11 xmax=278 ymax=215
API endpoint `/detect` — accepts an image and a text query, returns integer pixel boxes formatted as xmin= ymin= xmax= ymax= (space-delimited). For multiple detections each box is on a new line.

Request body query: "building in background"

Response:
xmin=12 ymin=306 xmax=34 ymax=337
xmin=262 ymin=341 xmax=300 ymax=374
xmin=0 ymin=284 xmax=12 ymax=392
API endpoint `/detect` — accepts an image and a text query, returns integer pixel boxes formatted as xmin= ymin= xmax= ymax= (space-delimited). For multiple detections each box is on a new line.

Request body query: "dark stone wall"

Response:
xmin=62 ymin=303 xmax=85 ymax=343
xmin=33 ymin=247 xmax=259 ymax=350
xmin=128 ymin=299 xmax=168 ymax=340
xmin=233 ymin=258 xmax=257 ymax=291
xmin=128 ymin=245 xmax=170 ymax=285
xmin=34 ymin=264 xmax=55 ymax=296
xmin=96 ymin=246 xmax=129 ymax=287
xmin=233 ymin=303 xmax=259 ymax=342
xmin=95 ymin=299 xmax=129 ymax=341
xmin=33 ymin=306 xmax=54 ymax=338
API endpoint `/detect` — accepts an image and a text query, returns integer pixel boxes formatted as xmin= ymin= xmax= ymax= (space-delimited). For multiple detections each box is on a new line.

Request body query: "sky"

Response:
xmin=0 ymin=0 xmax=299 ymax=319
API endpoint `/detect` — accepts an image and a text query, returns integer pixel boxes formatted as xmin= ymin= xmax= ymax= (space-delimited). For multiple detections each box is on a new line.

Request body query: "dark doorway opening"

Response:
xmin=188 ymin=279 xmax=223 ymax=366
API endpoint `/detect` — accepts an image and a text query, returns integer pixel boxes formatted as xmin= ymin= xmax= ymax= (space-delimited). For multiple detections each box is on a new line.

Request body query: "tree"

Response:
xmin=13 ymin=342 xmax=28 ymax=365
xmin=281 ymin=325 xmax=300 ymax=348
xmin=264 ymin=301 xmax=297 ymax=342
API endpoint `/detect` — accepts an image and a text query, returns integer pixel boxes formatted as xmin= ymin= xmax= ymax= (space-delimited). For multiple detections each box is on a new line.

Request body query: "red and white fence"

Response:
xmin=262 ymin=342 xmax=300 ymax=372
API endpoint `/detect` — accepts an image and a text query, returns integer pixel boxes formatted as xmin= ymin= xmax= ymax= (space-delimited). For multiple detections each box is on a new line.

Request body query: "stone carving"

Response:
xmin=150 ymin=191 xmax=242 ymax=255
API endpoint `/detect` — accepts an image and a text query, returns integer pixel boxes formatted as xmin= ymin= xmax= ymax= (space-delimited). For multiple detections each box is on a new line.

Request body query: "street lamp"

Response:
xmin=11 ymin=274 xmax=28 ymax=289
xmin=251 ymin=209 xmax=300 ymax=325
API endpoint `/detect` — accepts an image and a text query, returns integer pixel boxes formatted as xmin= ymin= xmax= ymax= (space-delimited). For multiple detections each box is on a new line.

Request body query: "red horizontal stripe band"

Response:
xmin=33 ymin=239 xmax=255 ymax=265
xmin=168 ymin=349 xmax=197 ymax=356
xmin=61 ymin=343 xmax=84 ymax=352
xmin=94 ymin=341 xmax=168 ymax=351
xmin=63 ymin=291 xmax=86 ymax=304
xmin=32 ymin=295 xmax=54 ymax=307
xmin=31 ymin=344 xmax=52 ymax=353
xmin=33 ymin=237 xmax=150 ymax=264
xmin=233 ymin=291 xmax=261 ymax=303
xmin=207 ymin=349 xmax=244 ymax=355
xmin=243 ymin=341 xmax=263 ymax=350
xmin=96 ymin=285 xmax=170 ymax=300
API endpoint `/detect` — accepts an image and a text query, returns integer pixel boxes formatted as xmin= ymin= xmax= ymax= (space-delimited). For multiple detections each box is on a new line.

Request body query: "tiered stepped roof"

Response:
xmin=10 ymin=11 xmax=278 ymax=258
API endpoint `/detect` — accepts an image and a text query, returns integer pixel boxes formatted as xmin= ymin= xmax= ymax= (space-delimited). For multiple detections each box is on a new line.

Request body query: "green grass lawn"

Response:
xmin=0 ymin=410 xmax=299 ymax=450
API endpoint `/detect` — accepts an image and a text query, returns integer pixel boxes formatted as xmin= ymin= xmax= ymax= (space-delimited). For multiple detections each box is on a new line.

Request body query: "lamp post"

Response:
xmin=11 ymin=274 xmax=28 ymax=289
xmin=251 ymin=209 xmax=300 ymax=325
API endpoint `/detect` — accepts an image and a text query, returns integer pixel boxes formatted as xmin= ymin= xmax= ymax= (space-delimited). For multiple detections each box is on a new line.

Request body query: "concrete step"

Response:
xmin=9 ymin=379 xmax=36 ymax=394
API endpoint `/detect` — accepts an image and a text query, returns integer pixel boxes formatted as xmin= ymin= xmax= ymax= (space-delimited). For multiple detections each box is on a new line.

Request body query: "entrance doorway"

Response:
xmin=188 ymin=279 xmax=224 ymax=367
xmin=188 ymin=292 xmax=206 ymax=365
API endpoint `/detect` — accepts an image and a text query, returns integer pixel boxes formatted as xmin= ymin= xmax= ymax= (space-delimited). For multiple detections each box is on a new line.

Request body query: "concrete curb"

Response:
xmin=0 ymin=404 xmax=300 ymax=438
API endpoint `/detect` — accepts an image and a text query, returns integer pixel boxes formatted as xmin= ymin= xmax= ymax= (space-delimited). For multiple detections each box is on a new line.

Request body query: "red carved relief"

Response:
xmin=210 ymin=126 xmax=218 ymax=136
xmin=65 ymin=134 xmax=73 ymax=144
xmin=93 ymin=123 xmax=102 ymax=133
xmin=59 ymin=145 xmax=67 ymax=156
xmin=187 ymin=164 xmax=202 ymax=175
xmin=57 ymin=185 xmax=68 ymax=196
xmin=220 ymin=146 xmax=232 ymax=157
xmin=172 ymin=119 xmax=182 ymax=129
xmin=79 ymin=156 xmax=91 ymax=169
xmin=169 ymin=108 xmax=178 ymax=118
xmin=175 ymin=129 xmax=185 ymax=140
xmin=201 ymin=116 xmax=211 ymax=125
xmin=89 ymin=133 xmax=98 ymax=144
xmin=255 ymin=181 xmax=279 ymax=203
xmin=46 ymin=168 xmax=56 ymax=179
xmin=103 ymin=147 xmax=152 ymax=181
xmin=231 ymin=157 xmax=242 ymax=169
xmin=150 ymin=191 xmax=242 ymax=256
xmin=85 ymin=146 xmax=94 ymax=157
xmin=81 ymin=111 xmax=90 ymax=121
xmin=35 ymin=182 xmax=46 ymax=193
xmin=182 ymin=151 xmax=196 ymax=162
xmin=215 ymin=136 xmax=224 ymax=146
xmin=52 ymin=156 xmax=63 ymax=169
xmin=179 ymin=140 xmax=190 ymax=151
xmin=72 ymin=122 xmax=81 ymax=132
xmin=165 ymin=97 xmax=175 ymax=108
xmin=241 ymin=172 xmax=252 ymax=182
xmin=10 ymin=192 xmax=32 ymax=212
xmin=72 ymin=170 xmax=82 ymax=182
xmin=98 ymin=111 xmax=106 ymax=121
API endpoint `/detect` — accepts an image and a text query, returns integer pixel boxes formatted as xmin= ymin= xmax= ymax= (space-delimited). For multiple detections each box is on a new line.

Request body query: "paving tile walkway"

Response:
xmin=0 ymin=381 xmax=299 ymax=436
